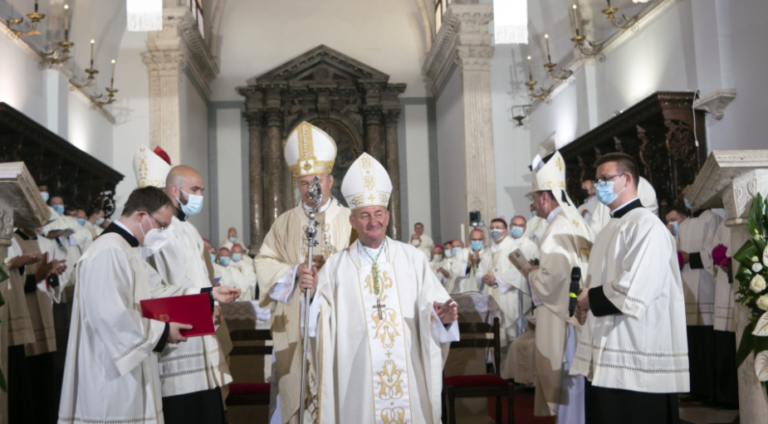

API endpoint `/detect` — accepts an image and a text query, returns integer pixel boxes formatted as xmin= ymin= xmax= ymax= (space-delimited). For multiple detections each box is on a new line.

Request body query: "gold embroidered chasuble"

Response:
xmin=309 ymin=239 xmax=458 ymax=424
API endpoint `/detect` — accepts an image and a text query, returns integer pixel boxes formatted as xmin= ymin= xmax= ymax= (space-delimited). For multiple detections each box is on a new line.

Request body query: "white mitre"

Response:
xmin=133 ymin=145 xmax=172 ymax=188
xmin=341 ymin=153 xmax=392 ymax=211
xmin=284 ymin=121 xmax=337 ymax=178
xmin=638 ymin=176 xmax=658 ymax=215
xmin=532 ymin=150 xmax=589 ymax=230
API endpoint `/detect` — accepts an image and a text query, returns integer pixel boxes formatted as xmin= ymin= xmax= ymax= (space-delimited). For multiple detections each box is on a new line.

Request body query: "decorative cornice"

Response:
xmin=686 ymin=150 xmax=768 ymax=213
xmin=693 ymin=89 xmax=737 ymax=120
xmin=0 ymin=161 xmax=51 ymax=229
xmin=423 ymin=4 xmax=494 ymax=95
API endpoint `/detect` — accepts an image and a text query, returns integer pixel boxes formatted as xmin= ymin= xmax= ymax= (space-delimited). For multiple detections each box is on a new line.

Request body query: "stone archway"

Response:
xmin=238 ymin=45 xmax=406 ymax=251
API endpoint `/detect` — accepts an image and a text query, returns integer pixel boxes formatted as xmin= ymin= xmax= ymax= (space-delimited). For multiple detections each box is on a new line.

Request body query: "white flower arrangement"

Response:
xmin=752 ymin=275 xmax=768 ymax=293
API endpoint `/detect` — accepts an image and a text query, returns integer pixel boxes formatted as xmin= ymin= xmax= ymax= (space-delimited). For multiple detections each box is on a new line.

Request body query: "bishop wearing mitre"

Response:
xmin=306 ymin=153 xmax=459 ymax=423
xmin=254 ymin=121 xmax=353 ymax=423
xmin=528 ymin=151 xmax=594 ymax=424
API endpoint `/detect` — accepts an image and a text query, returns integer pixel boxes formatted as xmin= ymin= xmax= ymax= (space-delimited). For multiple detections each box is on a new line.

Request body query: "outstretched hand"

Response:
xmin=212 ymin=286 xmax=241 ymax=303
xmin=433 ymin=299 xmax=458 ymax=324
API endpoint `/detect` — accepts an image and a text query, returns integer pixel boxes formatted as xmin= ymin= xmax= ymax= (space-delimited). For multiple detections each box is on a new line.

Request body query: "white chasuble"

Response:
xmin=309 ymin=239 xmax=458 ymax=424
xmin=676 ymin=210 xmax=722 ymax=326
xmin=148 ymin=216 xmax=232 ymax=398
xmin=571 ymin=207 xmax=690 ymax=394
xmin=59 ymin=231 xmax=201 ymax=424
xmin=524 ymin=216 xmax=548 ymax=248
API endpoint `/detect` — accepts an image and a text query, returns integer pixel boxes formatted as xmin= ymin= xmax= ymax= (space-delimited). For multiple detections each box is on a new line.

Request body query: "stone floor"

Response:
xmin=679 ymin=399 xmax=739 ymax=424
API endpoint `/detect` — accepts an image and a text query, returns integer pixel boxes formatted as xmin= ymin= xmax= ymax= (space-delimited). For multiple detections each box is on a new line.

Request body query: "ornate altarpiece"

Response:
xmin=237 ymin=45 xmax=406 ymax=251
xmin=556 ymin=91 xmax=707 ymax=214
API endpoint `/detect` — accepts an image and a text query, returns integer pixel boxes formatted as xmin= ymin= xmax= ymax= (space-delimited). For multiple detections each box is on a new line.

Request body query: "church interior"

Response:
xmin=1 ymin=0 xmax=768 ymax=423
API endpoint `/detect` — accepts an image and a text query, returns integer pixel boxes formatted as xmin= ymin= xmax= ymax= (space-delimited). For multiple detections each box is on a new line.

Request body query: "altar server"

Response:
xmin=572 ymin=153 xmax=688 ymax=424
xmin=308 ymin=153 xmax=459 ymax=423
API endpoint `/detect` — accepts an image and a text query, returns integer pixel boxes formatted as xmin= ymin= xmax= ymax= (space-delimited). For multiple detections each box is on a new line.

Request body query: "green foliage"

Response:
xmin=736 ymin=321 xmax=757 ymax=369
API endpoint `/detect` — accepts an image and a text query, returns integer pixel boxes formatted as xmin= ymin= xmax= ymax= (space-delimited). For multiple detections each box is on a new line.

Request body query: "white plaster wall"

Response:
xmin=68 ymin=89 xmax=113 ymax=167
xmin=404 ymin=103 xmax=433 ymax=239
xmin=435 ymin=68 xmax=466 ymax=242
xmin=215 ymin=108 xmax=244 ymax=245
xmin=179 ymin=74 xmax=211 ymax=239
xmin=211 ymin=0 xmax=428 ymax=101
xmin=112 ymin=31 xmax=150 ymax=217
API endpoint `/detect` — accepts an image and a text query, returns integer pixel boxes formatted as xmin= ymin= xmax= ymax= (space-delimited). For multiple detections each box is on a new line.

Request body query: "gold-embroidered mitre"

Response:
xmin=284 ymin=121 xmax=338 ymax=178
xmin=341 ymin=153 xmax=392 ymax=211
xmin=532 ymin=150 xmax=566 ymax=192
xmin=133 ymin=145 xmax=172 ymax=188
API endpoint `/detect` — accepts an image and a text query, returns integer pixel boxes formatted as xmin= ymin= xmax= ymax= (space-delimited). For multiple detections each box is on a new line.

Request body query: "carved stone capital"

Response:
xmin=363 ymin=107 xmax=383 ymax=127
xmin=264 ymin=108 xmax=283 ymax=127
xmin=455 ymin=46 xmax=494 ymax=72
xmin=243 ymin=111 xmax=263 ymax=129
xmin=694 ymin=89 xmax=737 ymax=120
xmin=385 ymin=109 xmax=401 ymax=126
xmin=141 ymin=50 xmax=186 ymax=76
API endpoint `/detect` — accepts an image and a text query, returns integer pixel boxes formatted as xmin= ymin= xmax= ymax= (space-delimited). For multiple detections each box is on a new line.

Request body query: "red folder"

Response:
xmin=140 ymin=293 xmax=214 ymax=337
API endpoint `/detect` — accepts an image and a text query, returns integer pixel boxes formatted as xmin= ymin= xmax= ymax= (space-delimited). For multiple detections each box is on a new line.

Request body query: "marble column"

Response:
xmin=364 ymin=107 xmax=383 ymax=163
xmin=245 ymin=112 xmax=264 ymax=253
xmin=141 ymin=50 xmax=185 ymax=165
xmin=687 ymin=150 xmax=768 ymax=423
xmin=385 ymin=108 xmax=401 ymax=240
xmin=264 ymin=109 xmax=285 ymax=231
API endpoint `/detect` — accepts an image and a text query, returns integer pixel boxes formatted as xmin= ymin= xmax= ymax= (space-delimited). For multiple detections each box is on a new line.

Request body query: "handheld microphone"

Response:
xmin=568 ymin=267 xmax=581 ymax=317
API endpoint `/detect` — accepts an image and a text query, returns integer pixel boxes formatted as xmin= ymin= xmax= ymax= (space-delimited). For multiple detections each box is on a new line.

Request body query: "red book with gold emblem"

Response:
xmin=140 ymin=293 xmax=215 ymax=337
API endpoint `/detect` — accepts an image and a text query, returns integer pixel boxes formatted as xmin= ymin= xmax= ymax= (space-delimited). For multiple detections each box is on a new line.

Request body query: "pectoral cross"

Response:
xmin=373 ymin=298 xmax=386 ymax=320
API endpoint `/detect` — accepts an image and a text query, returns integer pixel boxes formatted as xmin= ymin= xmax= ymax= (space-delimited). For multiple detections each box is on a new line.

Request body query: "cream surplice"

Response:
xmin=712 ymin=221 xmax=734 ymax=332
xmin=570 ymin=201 xmax=690 ymax=394
xmin=308 ymin=239 xmax=458 ymax=424
xmin=58 ymin=224 xmax=209 ymax=424
xmin=524 ymin=216 xmax=548 ymax=248
xmin=676 ymin=210 xmax=722 ymax=326
xmin=147 ymin=215 xmax=232 ymax=398
xmin=478 ymin=236 xmax=539 ymax=344
xmin=230 ymin=258 xmax=257 ymax=301
xmin=453 ymin=247 xmax=486 ymax=294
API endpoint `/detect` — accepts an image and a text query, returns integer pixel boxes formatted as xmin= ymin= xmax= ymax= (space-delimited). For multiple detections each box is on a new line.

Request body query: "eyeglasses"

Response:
xmin=143 ymin=212 xmax=168 ymax=231
xmin=593 ymin=173 xmax=625 ymax=188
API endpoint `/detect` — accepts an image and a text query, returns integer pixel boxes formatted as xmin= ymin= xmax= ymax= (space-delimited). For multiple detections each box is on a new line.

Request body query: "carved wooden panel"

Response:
xmin=0 ymin=103 xmax=124 ymax=217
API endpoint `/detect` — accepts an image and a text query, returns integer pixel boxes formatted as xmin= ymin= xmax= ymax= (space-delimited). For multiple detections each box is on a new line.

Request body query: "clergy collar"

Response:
xmin=610 ymin=198 xmax=642 ymax=219
xmin=546 ymin=206 xmax=562 ymax=225
xmin=693 ymin=209 xmax=706 ymax=218
xmin=103 ymin=221 xmax=140 ymax=248
xmin=175 ymin=206 xmax=188 ymax=221
xmin=303 ymin=196 xmax=332 ymax=213
xmin=14 ymin=228 xmax=36 ymax=240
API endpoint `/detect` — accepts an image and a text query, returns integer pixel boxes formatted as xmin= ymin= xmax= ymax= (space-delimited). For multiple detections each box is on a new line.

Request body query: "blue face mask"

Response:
xmin=232 ymin=253 xmax=242 ymax=262
xmin=53 ymin=205 xmax=64 ymax=215
xmin=531 ymin=211 xmax=537 ymax=217
xmin=471 ymin=240 xmax=484 ymax=251
xmin=229 ymin=236 xmax=237 ymax=243
xmin=95 ymin=218 xmax=105 ymax=226
xmin=510 ymin=227 xmax=524 ymax=239
xmin=76 ymin=218 xmax=86 ymax=226
xmin=452 ymin=247 xmax=461 ymax=256
xmin=40 ymin=191 xmax=49 ymax=202
xmin=210 ymin=253 xmax=216 ymax=263
xmin=444 ymin=249 xmax=453 ymax=258
xmin=178 ymin=189 xmax=204 ymax=216
xmin=684 ymin=198 xmax=696 ymax=211
xmin=596 ymin=181 xmax=620 ymax=205
xmin=219 ymin=256 xmax=231 ymax=266
xmin=670 ymin=221 xmax=679 ymax=236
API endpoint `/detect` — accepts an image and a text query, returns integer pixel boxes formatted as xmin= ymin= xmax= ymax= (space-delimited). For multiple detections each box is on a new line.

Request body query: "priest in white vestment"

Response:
xmin=584 ymin=176 xmax=658 ymax=237
xmin=308 ymin=153 xmax=459 ymax=424
xmin=571 ymin=153 xmax=688 ymax=424
xmin=137 ymin=151 xmax=234 ymax=424
xmin=524 ymin=203 xmax=548 ymax=248
xmin=669 ymin=198 xmax=722 ymax=402
xmin=58 ymin=186 xmax=240 ymax=424
xmin=577 ymin=180 xmax=598 ymax=225
xmin=453 ymin=229 xmax=487 ymax=294
xmin=231 ymin=244 xmax=257 ymax=300
xmin=42 ymin=198 xmax=82 ymax=294
xmin=218 ymin=247 xmax=250 ymax=295
xmin=85 ymin=207 xmax=105 ymax=239
xmin=254 ymin=122 xmax=353 ymax=424
xmin=529 ymin=152 xmax=593 ymax=423
xmin=411 ymin=222 xmax=434 ymax=259
xmin=429 ymin=243 xmax=445 ymax=276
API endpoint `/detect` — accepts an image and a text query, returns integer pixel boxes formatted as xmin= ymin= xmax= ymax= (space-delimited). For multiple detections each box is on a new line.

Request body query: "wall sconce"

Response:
xmin=70 ymin=40 xmax=98 ymax=89
xmin=91 ymin=60 xmax=118 ymax=107
xmin=525 ymin=56 xmax=553 ymax=102
xmin=7 ymin=0 xmax=45 ymax=37
xmin=41 ymin=4 xmax=72 ymax=66
xmin=512 ymin=104 xmax=532 ymax=127
xmin=571 ymin=5 xmax=606 ymax=61
xmin=602 ymin=0 xmax=639 ymax=31
xmin=542 ymin=34 xmax=574 ymax=82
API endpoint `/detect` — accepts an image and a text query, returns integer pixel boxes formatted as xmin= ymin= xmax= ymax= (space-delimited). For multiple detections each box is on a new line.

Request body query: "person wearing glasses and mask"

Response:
xmin=133 ymin=146 xmax=235 ymax=424
xmin=58 ymin=186 xmax=241 ymax=424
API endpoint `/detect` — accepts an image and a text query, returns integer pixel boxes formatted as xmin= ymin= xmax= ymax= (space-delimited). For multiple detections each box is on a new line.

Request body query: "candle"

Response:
xmin=90 ymin=39 xmax=95 ymax=67
xmin=111 ymin=59 xmax=116 ymax=87
xmin=34 ymin=0 xmax=38 ymax=13
xmin=545 ymin=34 xmax=551 ymax=63
xmin=607 ymin=0 xmax=611 ymax=8
xmin=527 ymin=56 xmax=533 ymax=81
xmin=64 ymin=4 xmax=69 ymax=40
xmin=572 ymin=4 xmax=580 ymax=37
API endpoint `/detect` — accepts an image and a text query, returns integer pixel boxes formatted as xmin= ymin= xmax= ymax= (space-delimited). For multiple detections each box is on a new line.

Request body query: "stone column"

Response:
xmin=264 ymin=108 xmax=285 ymax=231
xmin=142 ymin=50 xmax=185 ymax=165
xmin=245 ymin=112 xmax=264 ymax=253
xmin=687 ymin=150 xmax=768 ymax=423
xmin=385 ymin=108 xmax=401 ymax=240
xmin=364 ymin=107 xmax=383 ymax=162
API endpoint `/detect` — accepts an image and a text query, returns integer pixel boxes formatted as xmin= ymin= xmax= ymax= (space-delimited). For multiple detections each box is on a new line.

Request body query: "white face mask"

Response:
xmin=434 ymin=254 xmax=443 ymax=262
xmin=411 ymin=239 xmax=420 ymax=247
xmin=490 ymin=229 xmax=505 ymax=241
xmin=139 ymin=213 xmax=169 ymax=254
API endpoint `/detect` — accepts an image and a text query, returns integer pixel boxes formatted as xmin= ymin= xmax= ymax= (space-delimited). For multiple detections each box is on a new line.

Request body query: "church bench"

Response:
xmin=226 ymin=329 xmax=273 ymax=407
xmin=443 ymin=318 xmax=515 ymax=424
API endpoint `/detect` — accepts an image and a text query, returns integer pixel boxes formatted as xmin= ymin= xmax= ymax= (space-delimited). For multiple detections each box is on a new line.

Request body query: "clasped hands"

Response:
xmin=482 ymin=273 xmax=497 ymax=288
xmin=8 ymin=251 xmax=67 ymax=280
xmin=574 ymin=288 xmax=590 ymax=325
